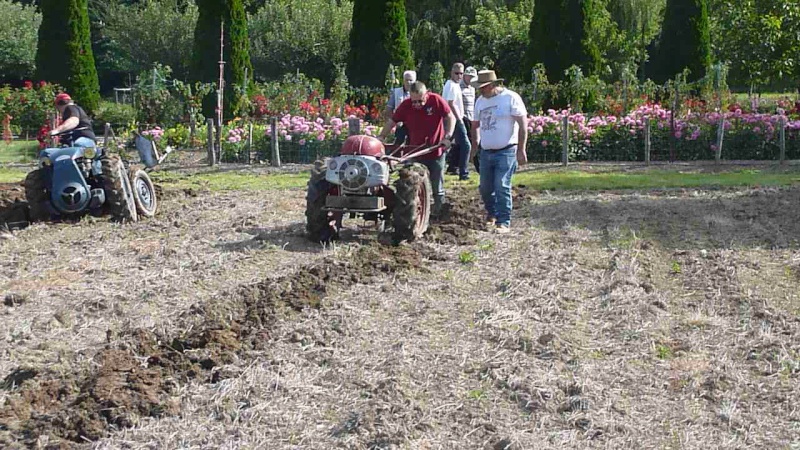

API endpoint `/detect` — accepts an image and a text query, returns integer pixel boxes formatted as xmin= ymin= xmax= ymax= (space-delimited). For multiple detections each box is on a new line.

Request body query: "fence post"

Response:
xmin=270 ymin=117 xmax=281 ymax=167
xmin=715 ymin=115 xmax=725 ymax=164
xmin=561 ymin=115 xmax=569 ymax=166
xmin=103 ymin=123 xmax=111 ymax=146
xmin=206 ymin=118 xmax=215 ymax=166
xmin=247 ymin=122 xmax=253 ymax=164
xmin=644 ymin=119 xmax=651 ymax=165
xmin=779 ymin=115 xmax=787 ymax=164
xmin=348 ymin=117 xmax=361 ymax=136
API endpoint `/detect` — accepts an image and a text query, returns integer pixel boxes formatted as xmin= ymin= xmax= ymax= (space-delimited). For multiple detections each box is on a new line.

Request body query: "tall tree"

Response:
xmin=191 ymin=0 xmax=253 ymax=119
xmin=526 ymin=0 xmax=602 ymax=83
xmin=347 ymin=0 xmax=414 ymax=87
xmin=35 ymin=0 xmax=101 ymax=113
xmin=649 ymin=0 xmax=711 ymax=83
xmin=0 ymin=0 xmax=41 ymax=81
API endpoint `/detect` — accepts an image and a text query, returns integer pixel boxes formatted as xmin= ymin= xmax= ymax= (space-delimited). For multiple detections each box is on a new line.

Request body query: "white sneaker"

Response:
xmin=495 ymin=224 xmax=510 ymax=234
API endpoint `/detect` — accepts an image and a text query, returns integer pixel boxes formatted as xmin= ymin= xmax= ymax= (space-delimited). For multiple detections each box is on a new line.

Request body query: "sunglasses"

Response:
xmin=454 ymin=72 xmax=464 ymax=75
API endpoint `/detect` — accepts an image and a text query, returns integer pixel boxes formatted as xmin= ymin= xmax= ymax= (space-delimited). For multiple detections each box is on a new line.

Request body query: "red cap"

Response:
xmin=54 ymin=93 xmax=72 ymax=105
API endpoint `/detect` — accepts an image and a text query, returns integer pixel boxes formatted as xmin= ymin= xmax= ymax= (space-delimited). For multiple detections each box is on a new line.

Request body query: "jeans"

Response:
xmin=417 ymin=153 xmax=446 ymax=210
xmin=454 ymin=119 xmax=471 ymax=178
xmin=479 ymin=145 xmax=518 ymax=226
xmin=72 ymin=137 xmax=97 ymax=148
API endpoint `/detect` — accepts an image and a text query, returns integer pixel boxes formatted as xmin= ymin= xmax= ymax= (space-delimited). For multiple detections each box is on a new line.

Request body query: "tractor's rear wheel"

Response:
xmin=392 ymin=163 xmax=432 ymax=244
xmin=130 ymin=168 xmax=158 ymax=218
xmin=24 ymin=169 xmax=50 ymax=222
xmin=101 ymin=155 xmax=138 ymax=223
xmin=306 ymin=159 xmax=340 ymax=243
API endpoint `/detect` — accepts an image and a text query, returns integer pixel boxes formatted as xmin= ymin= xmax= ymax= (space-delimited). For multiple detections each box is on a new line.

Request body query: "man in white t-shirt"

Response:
xmin=442 ymin=62 xmax=472 ymax=180
xmin=469 ymin=70 xmax=528 ymax=234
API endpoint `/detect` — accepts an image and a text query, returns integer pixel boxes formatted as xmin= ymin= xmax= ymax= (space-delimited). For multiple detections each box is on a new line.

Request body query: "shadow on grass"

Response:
xmin=521 ymin=185 xmax=800 ymax=250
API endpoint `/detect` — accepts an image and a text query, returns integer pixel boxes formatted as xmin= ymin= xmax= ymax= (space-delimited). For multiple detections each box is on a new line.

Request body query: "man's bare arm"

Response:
xmin=52 ymin=117 xmax=79 ymax=134
xmin=513 ymin=115 xmax=528 ymax=165
xmin=378 ymin=118 xmax=397 ymax=142
xmin=470 ymin=120 xmax=480 ymax=159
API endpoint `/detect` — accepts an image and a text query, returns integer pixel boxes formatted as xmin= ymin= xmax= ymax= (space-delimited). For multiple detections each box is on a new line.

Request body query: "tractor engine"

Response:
xmin=325 ymin=155 xmax=389 ymax=193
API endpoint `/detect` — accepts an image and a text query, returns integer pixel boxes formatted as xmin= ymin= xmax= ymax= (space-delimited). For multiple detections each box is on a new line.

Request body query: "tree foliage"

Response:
xmin=709 ymin=0 xmax=800 ymax=89
xmin=0 ymin=0 xmax=41 ymax=82
xmin=95 ymin=0 xmax=198 ymax=81
xmin=649 ymin=0 xmax=711 ymax=83
xmin=36 ymin=0 xmax=101 ymax=113
xmin=347 ymin=0 xmax=414 ymax=87
xmin=191 ymin=0 xmax=253 ymax=118
xmin=456 ymin=3 xmax=531 ymax=80
xmin=248 ymin=0 xmax=352 ymax=86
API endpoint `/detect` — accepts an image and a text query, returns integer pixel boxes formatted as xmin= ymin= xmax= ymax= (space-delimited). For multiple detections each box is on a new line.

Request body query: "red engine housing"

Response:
xmin=340 ymin=135 xmax=384 ymax=157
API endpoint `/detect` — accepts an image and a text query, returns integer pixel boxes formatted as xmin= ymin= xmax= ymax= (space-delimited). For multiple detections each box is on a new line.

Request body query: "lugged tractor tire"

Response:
xmin=129 ymin=168 xmax=158 ymax=218
xmin=101 ymin=155 xmax=138 ymax=223
xmin=24 ymin=168 xmax=50 ymax=222
xmin=305 ymin=158 xmax=339 ymax=243
xmin=392 ymin=163 xmax=432 ymax=244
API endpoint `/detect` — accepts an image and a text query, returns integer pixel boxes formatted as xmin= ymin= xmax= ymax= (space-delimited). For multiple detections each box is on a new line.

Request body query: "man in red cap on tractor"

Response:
xmin=50 ymin=93 xmax=97 ymax=148
xmin=377 ymin=81 xmax=456 ymax=216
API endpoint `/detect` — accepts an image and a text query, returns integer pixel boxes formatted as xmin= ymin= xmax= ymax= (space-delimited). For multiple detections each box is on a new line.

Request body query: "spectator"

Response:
xmin=442 ymin=62 xmax=472 ymax=180
xmin=384 ymin=70 xmax=417 ymax=145
xmin=469 ymin=70 xmax=528 ymax=234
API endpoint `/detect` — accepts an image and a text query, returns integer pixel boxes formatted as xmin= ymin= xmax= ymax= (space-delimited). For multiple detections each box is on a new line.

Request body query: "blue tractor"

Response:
xmin=24 ymin=129 xmax=158 ymax=223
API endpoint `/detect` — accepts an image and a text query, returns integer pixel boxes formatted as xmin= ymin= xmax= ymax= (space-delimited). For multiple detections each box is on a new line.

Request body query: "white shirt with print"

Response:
xmin=474 ymin=89 xmax=527 ymax=150
xmin=442 ymin=79 xmax=464 ymax=120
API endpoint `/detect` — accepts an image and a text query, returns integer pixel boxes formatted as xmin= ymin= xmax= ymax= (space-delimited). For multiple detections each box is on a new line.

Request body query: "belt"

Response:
xmin=481 ymin=144 xmax=516 ymax=152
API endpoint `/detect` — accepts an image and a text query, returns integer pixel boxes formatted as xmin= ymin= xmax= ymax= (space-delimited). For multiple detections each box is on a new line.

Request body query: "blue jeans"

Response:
xmin=479 ymin=146 xmax=518 ymax=226
xmin=73 ymin=137 xmax=97 ymax=148
xmin=454 ymin=119 xmax=471 ymax=178
xmin=417 ymin=153 xmax=446 ymax=208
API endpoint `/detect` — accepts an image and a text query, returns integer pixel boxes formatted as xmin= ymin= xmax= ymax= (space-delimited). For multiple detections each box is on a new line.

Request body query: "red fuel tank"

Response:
xmin=340 ymin=135 xmax=384 ymax=157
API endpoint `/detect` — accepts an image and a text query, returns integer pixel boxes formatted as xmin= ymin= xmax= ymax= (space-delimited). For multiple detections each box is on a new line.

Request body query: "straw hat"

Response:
xmin=471 ymin=70 xmax=504 ymax=89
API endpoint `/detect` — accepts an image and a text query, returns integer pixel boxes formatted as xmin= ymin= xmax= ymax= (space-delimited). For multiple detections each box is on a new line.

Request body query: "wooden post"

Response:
xmin=207 ymin=118 xmax=215 ymax=166
xmin=561 ymin=115 xmax=569 ymax=166
xmin=247 ymin=122 xmax=253 ymax=164
xmin=270 ymin=117 xmax=281 ymax=167
xmin=715 ymin=115 xmax=724 ymax=164
xmin=348 ymin=117 xmax=361 ymax=136
xmin=644 ymin=118 xmax=651 ymax=165
xmin=779 ymin=115 xmax=787 ymax=164
xmin=103 ymin=123 xmax=111 ymax=145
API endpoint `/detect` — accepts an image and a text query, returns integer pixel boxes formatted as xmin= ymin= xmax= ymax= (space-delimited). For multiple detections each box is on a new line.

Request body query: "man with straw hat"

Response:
xmin=469 ymin=70 xmax=528 ymax=234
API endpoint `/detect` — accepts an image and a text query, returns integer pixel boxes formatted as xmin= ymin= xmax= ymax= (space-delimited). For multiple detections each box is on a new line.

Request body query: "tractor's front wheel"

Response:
xmin=130 ymin=168 xmax=158 ymax=218
xmin=392 ymin=163 xmax=432 ymax=244
xmin=101 ymin=155 xmax=138 ymax=223
xmin=306 ymin=159 xmax=340 ymax=243
xmin=24 ymin=169 xmax=50 ymax=222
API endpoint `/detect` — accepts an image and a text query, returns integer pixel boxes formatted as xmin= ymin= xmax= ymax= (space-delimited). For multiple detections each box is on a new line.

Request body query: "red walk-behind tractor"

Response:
xmin=305 ymin=135 xmax=446 ymax=244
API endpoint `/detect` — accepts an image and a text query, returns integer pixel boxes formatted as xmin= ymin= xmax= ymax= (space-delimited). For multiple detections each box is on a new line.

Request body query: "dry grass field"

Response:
xmin=0 ymin=162 xmax=798 ymax=449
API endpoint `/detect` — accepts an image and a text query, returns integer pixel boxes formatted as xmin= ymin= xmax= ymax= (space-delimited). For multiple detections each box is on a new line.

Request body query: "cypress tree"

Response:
xmin=190 ymin=0 xmax=253 ymax=119
xmin=347 ymin=0 xmax=414 ymax=88
xmin=649 ymin=0 xmax=711 ymax=83
xmin=525 ymin=0 xmax=600 ymax=83
xmin=35 ymin=0 xmax=101 ymax=114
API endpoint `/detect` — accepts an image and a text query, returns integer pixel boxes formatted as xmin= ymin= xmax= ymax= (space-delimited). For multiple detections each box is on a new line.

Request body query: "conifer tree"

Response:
xmin=191 ymin=0 xmax=253 ymax=119
xmin=525 ymin=0 xmax=601 ymax=83
xmin=649 ymin=0 xmax=711 ymax=83
xmin=347 ymin=0 xmax=414 ymax=88
xmin=35 ymin=0 xmax=101 ymax=113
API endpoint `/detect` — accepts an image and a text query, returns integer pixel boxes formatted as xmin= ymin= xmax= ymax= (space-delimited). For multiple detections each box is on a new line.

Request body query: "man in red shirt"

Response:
xmin=378 ymin=81 xmax=455 ymax=215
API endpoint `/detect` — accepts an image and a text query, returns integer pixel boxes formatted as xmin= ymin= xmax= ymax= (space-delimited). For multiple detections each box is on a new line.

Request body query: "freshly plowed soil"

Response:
xmin=0 ymin=241 xmax=428 ymax=447
xmin=0 ymin=182 xmax=28 ymax=229
xmin=1 ymin=165 xmax=799 ymax=449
